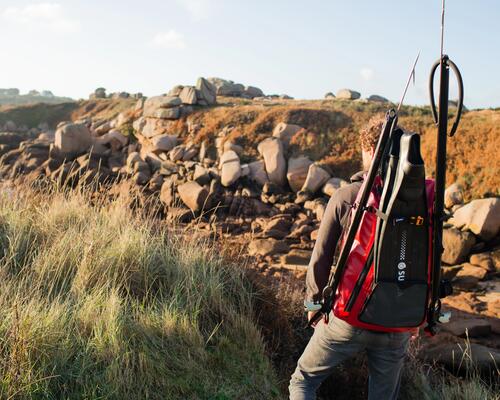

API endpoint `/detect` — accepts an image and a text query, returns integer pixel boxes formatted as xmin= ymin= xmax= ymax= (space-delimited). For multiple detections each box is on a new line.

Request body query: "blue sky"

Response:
xmin=0 ymin=0 xmax=498 ymax=108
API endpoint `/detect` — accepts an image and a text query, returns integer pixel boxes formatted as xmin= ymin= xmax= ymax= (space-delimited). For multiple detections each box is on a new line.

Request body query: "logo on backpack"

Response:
xmin=397 ymin=230 xmax=407 ymax=282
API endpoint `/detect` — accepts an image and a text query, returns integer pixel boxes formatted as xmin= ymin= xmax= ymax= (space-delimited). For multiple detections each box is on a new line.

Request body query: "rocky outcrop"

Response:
xmin=287 ymin=156 xmax=313 ymax=192
xmin=442 ymin=228 xmax=476 ymax=265
xmin=452 ymin=198 xmax=500 ymax=240
xmin=207 ymin=77 xmax=264 ymax=99
xmin=272 ymin=122 xmax=302 ymax=146
xmin=257 ymin=137 xmax=287 ymax=187
xmin=196 ymin=78 xmax=217 ymax=105
xmin=177 ymin=181 xmax=209 ymax=213
xmin=336 ymin=89 xmax=361 ymax=100
xmin=445 ymin=183 xmax=464 ymax=209
xmin=55 ymin=123 xmax=92 ymax=157
xmin=220 ymin=150 xmax=241 ymax=187
xmin=301 ymin=163 xmax=331 ymax=194
xmin=367 ymin=95 xmax=389 ymax=103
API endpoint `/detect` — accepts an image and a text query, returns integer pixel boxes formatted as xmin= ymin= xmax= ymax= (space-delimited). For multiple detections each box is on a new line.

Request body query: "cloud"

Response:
xmin=1 ymin=3 xmax=80 ymax=33
xmin=360 ymin=67 xmax=374 ymax=81
xmin=150 ymin=30 xmax=186 ymax=49
xmin=176 ymin=0 xmax=211 ymax=21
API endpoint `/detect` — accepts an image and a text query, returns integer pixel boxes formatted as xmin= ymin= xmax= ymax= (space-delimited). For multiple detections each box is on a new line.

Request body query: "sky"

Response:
xmin=0 ymin=0 xmax=498 ymax=109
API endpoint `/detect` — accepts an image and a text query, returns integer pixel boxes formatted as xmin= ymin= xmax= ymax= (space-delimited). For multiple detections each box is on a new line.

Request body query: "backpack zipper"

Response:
xmin=344 ymin=246 xmax=374 ymax=312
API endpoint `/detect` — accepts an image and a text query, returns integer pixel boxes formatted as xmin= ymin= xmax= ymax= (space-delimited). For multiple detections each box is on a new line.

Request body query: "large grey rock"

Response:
xmin=336 ymin=89 xmax=361 ymax=100
xmin=248 ymin=238 xmax=289 ymax=256
xmin=419 ymin=342 xmax=500 ymax=374
xmin=244 ymin=86 xmax=264 ymax=98
xmin=179 ymin=86 xmax=197 ymax=105
xmin=138 ymin=118 xmax=169 ymax=138
xmin=323 ymin=177 xmax=349 ymax=197
xmin=469 ymin=252 xmax=495 ymax=272
xmin=452 ymin=198 xmax=500 ymax=241
xmin=98 ymin=130 xmax=128 ymax=150
xmin=132 ymin=117 xmax=146 ymax=133
xmin=456 ymin=263 xmax=488 ymax=280
xmin=151 ymin=134 xmax=177 ymax=152
xmin=193 ymin=164 xmax=210 ymax=185
xmin=301 ymin=163 xmax=331 ymax=193
xmin=94 ymin=87 xmax=106 ymax=98
xmin=143 ymin=96 xmax=181 ymax=119
xmin=220 ymin=150 xmax=241 ymax=187
xmin=144 ymin=95 xmax=181 ymax=111
xmin=442 ymin=318 xmax=491 ymax=338
xmin=257 ymin=137 xmax=287 ymax=187
xmin=152 ymin=107 xmax=180 ymax=120
xmin=160 ymin=178 xmax=175 ymax=207
xmin=272 ymin=122 xmax=302 ymax=146
xmin=169 ymin=145 xmax=185 ymax=161
xmin=207 ymin=78 xmax=245 ymax=96
xmin=177 ymin=181 xmax=209 ymax=213
xmin=248 ymin=160 xmax=269 ymax=186
xmin=54 ymin=123 xmax=92 ymax=157
xmin=196 ymin=77 xmax=216 ymax=105
xmin=182 ymin=146 xmax=198 ymax=161
xmin=287 ymin=156 xmax=313 ymax=192
xmin=442 ymin=227 xmax=476 ymax=265
xmin=167 ymin=85 xmax=184 ymax=97
xmin=280 ymin=249 xmax=312 ymax=266
xmin=367 ymin=94 xmax=389 ymax=103
xmin=445 ymin=183 xmax=464 ymax=209
xmin=491 ymin=248 xmax=500 ymax=272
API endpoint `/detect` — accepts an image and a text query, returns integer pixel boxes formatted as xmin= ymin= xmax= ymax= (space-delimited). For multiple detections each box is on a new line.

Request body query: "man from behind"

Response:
xmin=289 ymin=115 xmax=411 ymax=400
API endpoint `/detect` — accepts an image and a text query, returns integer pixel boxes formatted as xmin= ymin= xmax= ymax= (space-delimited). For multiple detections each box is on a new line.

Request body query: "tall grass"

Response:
xmin=400 ymin=338 xmax=499 ymax=400
xmin=0 ymin=185 xmax=280 ymax=399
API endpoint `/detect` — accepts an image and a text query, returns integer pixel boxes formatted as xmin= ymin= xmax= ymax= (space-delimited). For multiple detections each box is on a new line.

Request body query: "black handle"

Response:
xmin=428 ymin=59 xmax=441 ymax=124
xmin=447 ymin=59 xmax=464 ymax=137
xmin=428 ymin=55 xmax=464 ymax=137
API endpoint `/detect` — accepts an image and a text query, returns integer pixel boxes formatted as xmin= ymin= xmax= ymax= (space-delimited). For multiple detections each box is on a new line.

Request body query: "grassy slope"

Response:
xmin=0 ymin=102 xmax=78 ymax=129
xmin=0 ymin=186 xmax=280 ymax=399
xmin=0 ymin=98 xmax=135 ymax=129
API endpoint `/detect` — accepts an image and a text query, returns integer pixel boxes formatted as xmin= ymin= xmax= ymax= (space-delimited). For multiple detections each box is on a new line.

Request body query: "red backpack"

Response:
xmin=333 ymin=176 xmax=435 ymax=332
xmin=326 ymin=129 xmax=436 ymax=332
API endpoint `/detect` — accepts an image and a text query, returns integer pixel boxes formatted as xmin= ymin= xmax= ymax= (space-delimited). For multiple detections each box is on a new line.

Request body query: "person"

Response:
xmin=289 ymin=115 xmax=412 ymax=400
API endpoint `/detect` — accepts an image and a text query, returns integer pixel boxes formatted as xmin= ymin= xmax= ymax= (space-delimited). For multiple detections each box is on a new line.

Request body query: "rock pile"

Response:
xmin=324 ymin=90 xmax=389 ymax=103
xmin=207 ymin=77 xmax=264 ymax=99
xmin=90 ymin=87 xmax=144 ymax=100
xmin=1 ymin=109 xmax=498 ymax=278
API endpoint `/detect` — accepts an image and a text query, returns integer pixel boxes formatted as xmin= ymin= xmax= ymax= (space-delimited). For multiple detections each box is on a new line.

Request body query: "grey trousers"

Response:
xmin=289 ymin=314 xmax=410 ymax=400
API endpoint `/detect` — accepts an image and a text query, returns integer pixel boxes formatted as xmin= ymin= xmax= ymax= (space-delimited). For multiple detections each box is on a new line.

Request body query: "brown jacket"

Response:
xmin=306 ymin=171 xmax=365 ymax=302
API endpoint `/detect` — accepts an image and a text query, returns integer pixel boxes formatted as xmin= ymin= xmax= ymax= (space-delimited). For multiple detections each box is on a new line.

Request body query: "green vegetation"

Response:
xmin=0 ymin=95 xmax=74 ymax=107
xmin=0 ymin=102 xmax=78 ymax=129
xmin=0 ymin=186 xmax=280 ymax=399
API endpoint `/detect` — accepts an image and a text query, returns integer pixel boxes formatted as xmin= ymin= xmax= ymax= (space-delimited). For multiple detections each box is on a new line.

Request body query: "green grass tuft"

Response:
xmin=0 ymin=186 xmax=281 ymax=399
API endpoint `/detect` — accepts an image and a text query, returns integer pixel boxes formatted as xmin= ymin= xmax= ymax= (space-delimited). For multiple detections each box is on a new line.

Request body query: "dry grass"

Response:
xmin=170 ymin=99 xmax=499 ymax=199
xmin=400 ymin=335 xmax=499 ymax=400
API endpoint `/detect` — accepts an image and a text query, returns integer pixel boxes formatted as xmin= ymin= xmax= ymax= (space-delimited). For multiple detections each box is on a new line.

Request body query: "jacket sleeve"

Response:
xmin=305 ymin=189 xmax=352 ymax=302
